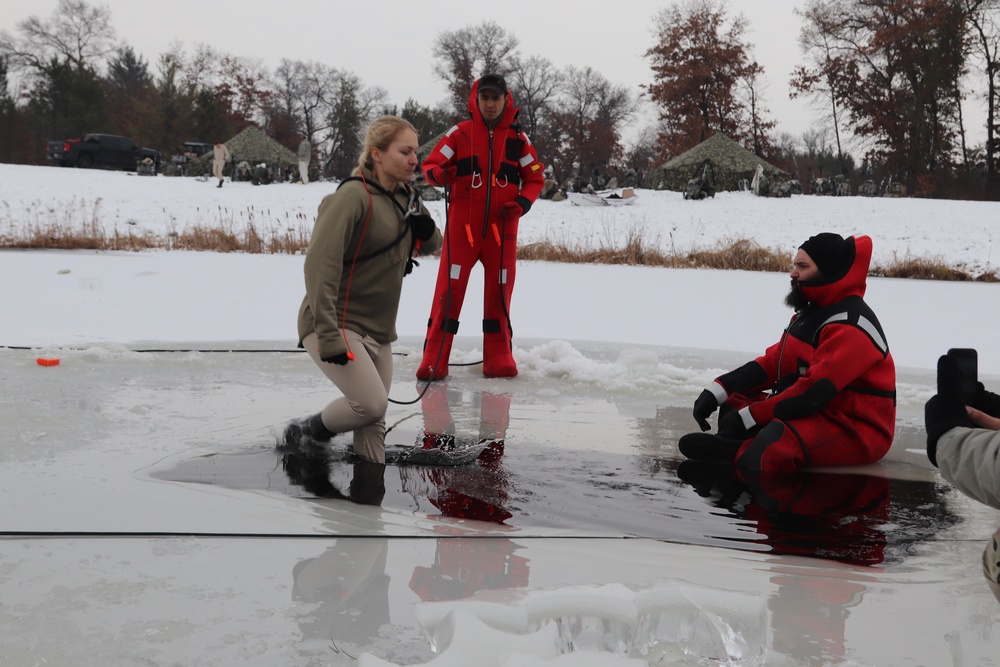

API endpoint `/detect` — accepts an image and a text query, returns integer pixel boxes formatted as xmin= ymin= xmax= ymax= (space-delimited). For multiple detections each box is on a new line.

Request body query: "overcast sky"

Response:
xmin=3 ymin=0 xmax=988 ymax=148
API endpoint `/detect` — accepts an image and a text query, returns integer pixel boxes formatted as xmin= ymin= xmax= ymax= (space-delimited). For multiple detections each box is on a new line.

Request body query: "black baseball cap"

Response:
xmin=477 ymin=74 xmax=507 ymax=95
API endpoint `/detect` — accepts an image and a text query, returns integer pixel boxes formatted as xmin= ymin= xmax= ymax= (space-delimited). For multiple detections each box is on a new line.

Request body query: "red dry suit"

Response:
xmin=714 ymin=235 xmax=896 ymax=474
xmin=417 ymin=78 xmax=545 ymax=379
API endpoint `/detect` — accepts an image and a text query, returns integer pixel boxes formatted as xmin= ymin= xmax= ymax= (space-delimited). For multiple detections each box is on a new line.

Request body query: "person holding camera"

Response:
xmin=416 ymin=73 xmax=545 ymax=380
xmin=926 ymin=350 xmax=1000 ymax=507
xmin=679 ymin=233 xmax=897 ymax=475
xmin=283 ymin=116 xmax=442 ymax=464
xmin=925 ymin=350 xmax=1000 ymax=601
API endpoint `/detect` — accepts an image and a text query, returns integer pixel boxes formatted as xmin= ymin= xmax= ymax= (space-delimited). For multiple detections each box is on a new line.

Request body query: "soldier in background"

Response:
xmin=212 ymin=141 xmax=230 ymax=188
xmin=297 ymin=138 xmax=312 ymax=184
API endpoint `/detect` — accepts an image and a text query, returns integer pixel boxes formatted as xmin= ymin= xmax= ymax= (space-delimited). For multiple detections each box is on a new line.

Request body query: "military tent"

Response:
xmin=644 ymin=133 xmax=788 ymax=192
xmin=189 ymin=126 xmax=299 ymax=177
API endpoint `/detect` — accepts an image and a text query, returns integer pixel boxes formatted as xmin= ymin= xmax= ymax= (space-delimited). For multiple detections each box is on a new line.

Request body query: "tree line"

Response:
xmin=1 ymin=0 xmax=998 ymax=199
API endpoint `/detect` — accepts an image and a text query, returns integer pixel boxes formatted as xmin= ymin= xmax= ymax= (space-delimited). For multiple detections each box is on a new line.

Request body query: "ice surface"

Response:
xmin=3 ymin=342 xmax=1000 ymax=665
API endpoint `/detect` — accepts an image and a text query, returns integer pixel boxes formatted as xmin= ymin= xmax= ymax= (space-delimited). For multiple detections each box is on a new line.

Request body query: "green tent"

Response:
xmin=644 ymin=133 xmax=788 ymax=192
xmin=184 ymin=126 xmax=299 ymax=180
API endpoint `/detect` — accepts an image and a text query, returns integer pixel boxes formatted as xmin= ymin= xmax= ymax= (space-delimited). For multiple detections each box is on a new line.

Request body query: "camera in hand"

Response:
xmin=948 ymin=348 xmax=978 ymax=404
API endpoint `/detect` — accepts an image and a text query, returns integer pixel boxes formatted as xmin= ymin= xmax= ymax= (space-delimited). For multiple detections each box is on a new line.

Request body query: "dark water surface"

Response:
xmin=149 ymin=386 xmax=956 ymax=568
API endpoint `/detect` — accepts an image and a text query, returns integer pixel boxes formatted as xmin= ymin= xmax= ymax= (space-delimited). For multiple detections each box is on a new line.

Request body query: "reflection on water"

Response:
xmin=291 ymin=537 xmax=391 ymax=648
xmin=677 ymin=461 xmax=892 ymax=565
xmin=285 ymin=532 xmax=883 ymax=665
xmin=409 ymin=532 xmax=530 ymax=602
xmin=281 ymin=452 xmax=386 ymax=505
xmin=140 ymin=381 xmax=977 ymax=666
xmin=148 ymin=385 xmax=960 ymax=568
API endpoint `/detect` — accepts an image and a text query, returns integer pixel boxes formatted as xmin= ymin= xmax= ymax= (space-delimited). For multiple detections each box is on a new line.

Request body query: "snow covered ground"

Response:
xmin=2 ymin=164 xmax=1000 ymax=665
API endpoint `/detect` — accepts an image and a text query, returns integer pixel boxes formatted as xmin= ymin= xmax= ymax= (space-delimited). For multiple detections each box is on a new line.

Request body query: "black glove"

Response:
xmin=321 ymin=352 xmax=350 ymax=365
xmin=502 ymin=201 xmax=523 ymax=221
xmin=693 ymin=389 xmax=719 ymax=432
xmin=925 ymin=355 xmax=976 ymax=466
xmin=937 ymin=351 xmax=965 ymax=397
xmin=972 ymin=382 xmax=1000 ymax=418
xmin=407 ymin=212 xmax=436 ymax=242
xmin=718 ymin=409 xmax=750 ymax=440
xmin=428 ymin=165 xmax=457 ymax=186
xmin=773 ymin=378 xmax=837 ymax=421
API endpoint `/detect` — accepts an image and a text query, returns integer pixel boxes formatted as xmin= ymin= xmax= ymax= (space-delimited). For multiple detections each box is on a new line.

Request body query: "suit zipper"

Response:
xmin=773 ymin=316 xmax=796 ymax=395
xmin=482 ymin=128 xmax=494 ymax=239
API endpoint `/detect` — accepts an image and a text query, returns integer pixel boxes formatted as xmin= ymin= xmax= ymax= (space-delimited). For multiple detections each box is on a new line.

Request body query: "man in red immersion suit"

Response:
xmin=678 ymin=233 xmax=896 ymax=475
xmin=417 ymin=73 xmax=545 ymax=380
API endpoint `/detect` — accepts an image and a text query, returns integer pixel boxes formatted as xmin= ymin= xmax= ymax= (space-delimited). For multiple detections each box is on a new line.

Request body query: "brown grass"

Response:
xmin=4 ymin=223 xmax=161 ymax=251
xmin=519 ymin=234 xmax=997 ymax=281
xmin=4 ymin=222 xmax=311 ymax=254
xmin=520 ymin=236 xmax=790 ymax=272
xmin=685 ymin=238 xmax=791 ymax=272
xmin=872 ymin=256 xmax=999 ymax=282
xmin=0 ymin=200 xmax=314 ymax=255
xmin=1 ymin=209 xmax=994 ymax=281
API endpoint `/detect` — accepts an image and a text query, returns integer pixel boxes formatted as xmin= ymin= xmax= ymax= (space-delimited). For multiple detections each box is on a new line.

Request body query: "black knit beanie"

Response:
xmin=799 ymin=233 xmax=850 ymax=277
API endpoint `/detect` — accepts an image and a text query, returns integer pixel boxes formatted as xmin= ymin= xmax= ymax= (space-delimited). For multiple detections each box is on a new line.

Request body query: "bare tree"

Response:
xmin=268 ymin=59 xmax=343 ymax=155
xmin=622 ymin=124 xmax=662 ymax=181
xmin=767 ymin=130 xmax=799 ymax=177
xmin=269 ymin=60 xmax=305 ymax=133
xmin=431 ymin=21 xmax=519 ymax=115
xmin=176 ymin=43 xmax=219 ymax=92
xmin=645 ymin=0 xmax=771 ymax=158
xmin=549 ymin=65 xmax=637 ymax=181
xmin=801 ymin=126 xmax=830 ymax=158
xmin=790 ymin=2 xmax=853 ymax=175
xmin=792 ymin=0 xmax=967 ymax=193
xmin=299 ymin=62 xmax=340 ymax=144
xmin=0 ymin=0 xmax=117 ymax=74
xmin=323 ymin=72 xmax=388 ymax=178
xmin=507 ymin=54 xmax=562 ymax=140
xmin=214 ymin=54 xmax=274 ymax=130
xmin=962 ymin=0 xmax=1000 ymax=183
xmin=739 ymin=62 xmax=777 ymax=158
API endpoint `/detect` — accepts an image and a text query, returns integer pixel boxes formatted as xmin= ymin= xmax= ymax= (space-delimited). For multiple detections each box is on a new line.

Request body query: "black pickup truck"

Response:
xmin=47 ymin=133 xmax=162 ymax=172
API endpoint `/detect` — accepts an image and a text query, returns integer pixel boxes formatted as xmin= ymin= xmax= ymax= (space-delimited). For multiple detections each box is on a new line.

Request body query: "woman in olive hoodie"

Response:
xmin=285 ymin=116 xmax=442 ymax=463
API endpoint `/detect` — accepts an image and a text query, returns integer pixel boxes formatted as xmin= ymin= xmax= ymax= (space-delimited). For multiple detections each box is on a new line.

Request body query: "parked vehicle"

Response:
xmin=46 ymin=134 xmax=162 ymax=172
xmin=169 ymin=141 xmax=214 ymax=175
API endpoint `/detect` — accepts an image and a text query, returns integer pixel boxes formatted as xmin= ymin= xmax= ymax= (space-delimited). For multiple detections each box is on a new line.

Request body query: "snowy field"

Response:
xmin=2 ymin=163 xmax=1000 ymax=665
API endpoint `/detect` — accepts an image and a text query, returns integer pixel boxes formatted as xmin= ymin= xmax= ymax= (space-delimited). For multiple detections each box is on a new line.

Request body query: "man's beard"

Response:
xmin=784 ymin=280 xmax=810 ymax=311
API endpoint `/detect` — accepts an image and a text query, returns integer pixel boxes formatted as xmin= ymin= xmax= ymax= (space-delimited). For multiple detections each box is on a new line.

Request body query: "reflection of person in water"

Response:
xmin=281 ymin=448 xmax=386 ymax=505
xmin=282 ymin=451 xmax=391 ymax=647
xmin=766 ymin=561 xmax=868 ymax=664
xmin=409 ymin=530 xmax=530 ymax=602
xmin=417 ymin=382 xmax=509 ymax=467
xmin=291 ymin=538 xmax=391 ymax=647
xmin=744 ymin=470 xmax=889 ymax=566
xmin=407 ymin=384 xmax=513 ymax=522
xmin=677 ymin=462 xmax=890 ymax=566
xmin=679 ymin=462 xmax=883 ymax=663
